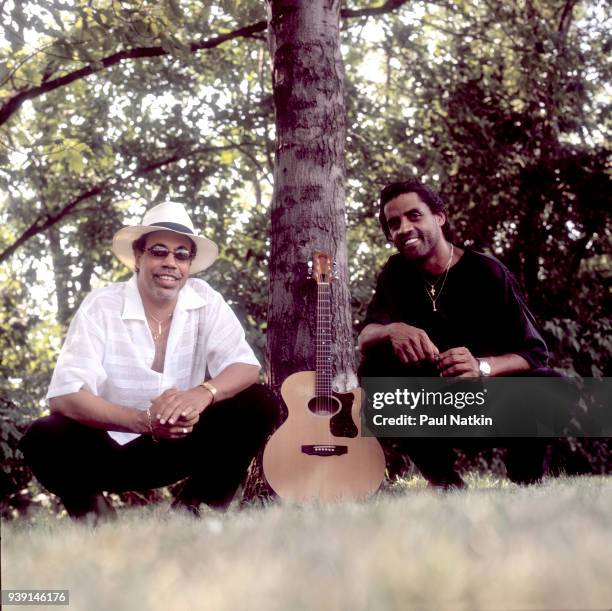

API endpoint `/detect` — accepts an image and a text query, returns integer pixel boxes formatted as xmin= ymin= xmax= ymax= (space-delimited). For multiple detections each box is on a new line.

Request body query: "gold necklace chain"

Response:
xmin=424 ymin=244 xmax=454 ymax=312
xmin=145 ymin=310 xmax=173 ymax=342
xmin=424 ymin=273 xmax=446 ymax=296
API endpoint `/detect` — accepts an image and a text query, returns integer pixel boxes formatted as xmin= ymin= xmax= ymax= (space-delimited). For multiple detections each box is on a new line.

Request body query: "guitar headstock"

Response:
xmin=312 ymin=251 xmax=333 ymax=284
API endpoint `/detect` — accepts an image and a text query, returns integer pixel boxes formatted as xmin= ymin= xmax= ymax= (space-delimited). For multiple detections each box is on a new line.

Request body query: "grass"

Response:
xmin=2 ymin=475 xmax=612 ymax=611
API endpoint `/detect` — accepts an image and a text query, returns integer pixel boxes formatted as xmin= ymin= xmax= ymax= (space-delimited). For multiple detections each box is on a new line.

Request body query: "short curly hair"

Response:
xmin=378 ymin=179 xmax=448 ymax=239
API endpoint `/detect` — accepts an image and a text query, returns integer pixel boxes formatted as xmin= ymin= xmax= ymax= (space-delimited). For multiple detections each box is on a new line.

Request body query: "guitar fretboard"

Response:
xmin=315 ymin=281 xmax=332 ymax=396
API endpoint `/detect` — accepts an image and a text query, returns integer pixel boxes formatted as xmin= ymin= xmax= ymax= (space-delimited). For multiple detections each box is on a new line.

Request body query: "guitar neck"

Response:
xmin=315 ymin=281 xmax=333 ymax=396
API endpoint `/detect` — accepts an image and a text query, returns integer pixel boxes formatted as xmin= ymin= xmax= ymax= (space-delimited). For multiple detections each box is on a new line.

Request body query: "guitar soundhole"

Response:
xmin=308 ymin=395 xmax=341 ymax=416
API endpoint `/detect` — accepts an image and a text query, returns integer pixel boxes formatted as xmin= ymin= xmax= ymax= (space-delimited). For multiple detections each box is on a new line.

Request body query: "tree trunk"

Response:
xmin=265 ymin=0 xmax=355 ymax=393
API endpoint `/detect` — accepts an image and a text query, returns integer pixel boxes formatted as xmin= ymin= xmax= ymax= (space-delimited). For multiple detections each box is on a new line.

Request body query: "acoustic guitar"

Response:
xmin=262 ymin=251 xmax=386 ymax=502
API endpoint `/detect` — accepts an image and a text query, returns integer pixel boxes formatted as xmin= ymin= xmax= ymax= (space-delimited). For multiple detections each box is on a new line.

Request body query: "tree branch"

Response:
xmin=0 ymin=185 xmax=105 ymax=263
xmin=0 ymin=0 xmax=412 ymax=127
xmin=0 ymin=20 xmax=267 ymax=127
xmin=557 ymin=0 xmax=578 ymax=34
xmin=341 ymin=0 xmax=410 ymax=19
xmin=0 ymin=142 xmax=254 ymax=263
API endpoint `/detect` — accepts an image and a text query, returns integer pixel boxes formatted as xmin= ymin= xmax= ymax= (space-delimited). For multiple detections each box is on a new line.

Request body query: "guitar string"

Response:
xmin=321 ymin=283 xmax=334 ymax=430
xmin=317 ymin=283 xmax=325 ymax=414
xmin=317 ymin=279 xmax=322 ymax=412
xmin=317 ymin=270 xmax=335 ymax=446
xmin=322 ymin=281 xmax=329 ymax=415
xmin=321 ymin=284 xmax=331 ymax=414
xmin=317 ymin=277 xmax=332 ymax=419
xmin=320 ymin=279 xmax=330 ymax=440
xmin=318 ymin=278 xmax=321 ymax=414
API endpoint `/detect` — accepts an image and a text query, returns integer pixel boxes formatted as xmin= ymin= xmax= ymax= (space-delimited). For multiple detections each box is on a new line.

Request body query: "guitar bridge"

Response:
xmin=301 ymin=444 xmax=348 ymax=457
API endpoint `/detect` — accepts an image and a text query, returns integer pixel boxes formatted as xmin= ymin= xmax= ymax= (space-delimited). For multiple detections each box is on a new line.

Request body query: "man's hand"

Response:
xmin=438 ymin=347 xmax=480 ymax=378
xmin=148 ymin=387 xmax=212 ymax=438
xmin=388 ymin=322 xmax=440 ymax=365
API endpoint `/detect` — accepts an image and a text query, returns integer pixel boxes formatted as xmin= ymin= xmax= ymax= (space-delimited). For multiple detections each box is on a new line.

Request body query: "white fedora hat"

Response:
xmin=112 ymin=201 xmax=218 ymax=274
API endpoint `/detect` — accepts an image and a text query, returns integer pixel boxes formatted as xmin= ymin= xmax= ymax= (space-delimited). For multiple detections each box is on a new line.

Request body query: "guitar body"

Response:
xmin=263 ymin=370 xmax=386 ymax=503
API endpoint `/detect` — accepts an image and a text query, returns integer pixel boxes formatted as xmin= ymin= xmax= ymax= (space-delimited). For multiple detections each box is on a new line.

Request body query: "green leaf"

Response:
xmin=66 ymin=149 xmax=84 ymax=173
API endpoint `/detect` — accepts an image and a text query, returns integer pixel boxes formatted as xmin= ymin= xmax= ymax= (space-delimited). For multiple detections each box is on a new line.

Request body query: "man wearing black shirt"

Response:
xmin=358 ymin=179 xmax=551 ymax=488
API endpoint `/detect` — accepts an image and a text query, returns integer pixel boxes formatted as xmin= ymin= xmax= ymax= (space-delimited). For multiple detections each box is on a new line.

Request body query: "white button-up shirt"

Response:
xmin=47 ymin=275 xmax=260 ymax=445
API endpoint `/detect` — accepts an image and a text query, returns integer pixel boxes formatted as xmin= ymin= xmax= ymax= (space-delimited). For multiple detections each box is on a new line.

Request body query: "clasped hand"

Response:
xmin=388 ymin=323 xmax=480 ymax=377
xmin=148 ymin=387 xmax=212 ymax=439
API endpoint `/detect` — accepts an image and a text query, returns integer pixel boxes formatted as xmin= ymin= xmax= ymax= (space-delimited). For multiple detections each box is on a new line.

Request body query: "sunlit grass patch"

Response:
xmin=3 ymin=476 xmax=612 ymax=611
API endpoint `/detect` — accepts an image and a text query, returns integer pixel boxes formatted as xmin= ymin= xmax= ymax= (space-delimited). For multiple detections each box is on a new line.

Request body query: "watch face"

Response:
xmin=479 ymin=359 xmax=491 ymax=376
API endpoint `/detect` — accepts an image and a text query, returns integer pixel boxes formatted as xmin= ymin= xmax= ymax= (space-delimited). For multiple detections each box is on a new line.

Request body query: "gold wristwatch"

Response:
xmin=200 ymin=381 xmax=218 ymax=403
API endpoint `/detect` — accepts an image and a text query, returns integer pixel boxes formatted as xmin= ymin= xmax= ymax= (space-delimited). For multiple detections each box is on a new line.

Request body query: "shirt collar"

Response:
xmin=176 ymin=279 xmax=208 ymax=311
xmin=121 ymin=275 xmax=207 ymax=321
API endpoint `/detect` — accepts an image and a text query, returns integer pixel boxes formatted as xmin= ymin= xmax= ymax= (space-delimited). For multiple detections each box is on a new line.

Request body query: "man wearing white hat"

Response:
xmin=20 ymin=202 xmax=278 ymax=519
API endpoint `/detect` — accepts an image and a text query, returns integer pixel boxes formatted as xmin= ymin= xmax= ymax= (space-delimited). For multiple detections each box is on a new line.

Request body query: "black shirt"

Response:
xmin=361 ymin=249 xmax=548 ymax=375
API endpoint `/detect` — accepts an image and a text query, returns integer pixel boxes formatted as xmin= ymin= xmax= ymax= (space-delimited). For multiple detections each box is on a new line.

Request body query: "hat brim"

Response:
xmin=112 ymin=226 xmax=218 ymax=274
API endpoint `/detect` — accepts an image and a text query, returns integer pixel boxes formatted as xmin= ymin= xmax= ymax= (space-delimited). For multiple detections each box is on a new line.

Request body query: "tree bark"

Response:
xmin=265 ymin=0 xmax=355 ymax=392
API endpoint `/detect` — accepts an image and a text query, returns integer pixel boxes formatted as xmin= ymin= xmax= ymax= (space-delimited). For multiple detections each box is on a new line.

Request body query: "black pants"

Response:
xmin=393 ymin=437 xmax=548 ymax=485
xmin=360 ymin=346 xmax=559 ymax=485
xmin=393 ymin=369 xmax=562 ymax=486
xmin=19 ymin=384 xmax=278 ymax=512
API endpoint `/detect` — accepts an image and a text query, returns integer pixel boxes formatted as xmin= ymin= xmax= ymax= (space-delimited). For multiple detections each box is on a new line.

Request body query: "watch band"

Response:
xmin=477 ymin=359 xmax=492 ymax=377
xmin=200 ymin=381 xmax=218 ymax=404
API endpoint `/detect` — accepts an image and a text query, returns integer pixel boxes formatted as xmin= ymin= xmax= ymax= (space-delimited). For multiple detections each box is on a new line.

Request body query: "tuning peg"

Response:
xmin=307 ymin=260 xmax=313 ymax=278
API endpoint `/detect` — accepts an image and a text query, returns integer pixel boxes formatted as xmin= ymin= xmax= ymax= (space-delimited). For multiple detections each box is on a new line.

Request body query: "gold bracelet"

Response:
xmin=146 ymin=408 xmax=159 ymax=443
xmin=200 ymin=381 xmax=217 ymax=404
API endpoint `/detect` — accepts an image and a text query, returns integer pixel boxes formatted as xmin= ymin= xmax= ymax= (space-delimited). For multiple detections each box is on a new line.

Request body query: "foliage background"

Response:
xmin=0 ymin=0 xmax=610 ymax=511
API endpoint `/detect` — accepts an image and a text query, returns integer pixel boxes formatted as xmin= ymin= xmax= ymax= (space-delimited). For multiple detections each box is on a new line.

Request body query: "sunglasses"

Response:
xmin=146 ymin=245 xmax=194 ymax=262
